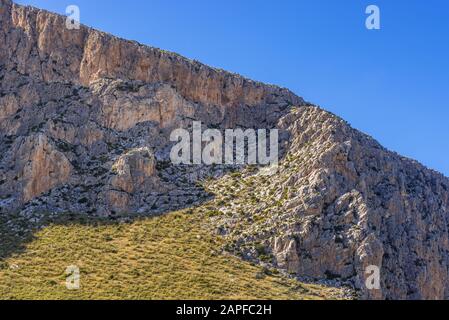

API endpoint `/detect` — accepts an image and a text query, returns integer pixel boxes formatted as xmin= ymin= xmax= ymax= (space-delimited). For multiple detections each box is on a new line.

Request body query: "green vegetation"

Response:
xmin=0 ymin=210 xmax=343 ymax=300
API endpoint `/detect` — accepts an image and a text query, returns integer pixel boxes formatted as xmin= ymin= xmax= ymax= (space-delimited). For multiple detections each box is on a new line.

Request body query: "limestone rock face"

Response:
xmin=0 ymin=0 xmax=300 ymax=215
xmin=210 ymin=106 xmax=449 ymax=300
xmin=277 ymin=108 xmax=449 ymax=300
xmin=0 ymin=0 xmax=302 ymax=111
xmin=110 ymin=148 xmax=156 ymax=194
xmin=5 ymin=134 xmax=72 ymax=203
xmin=93 ymin=80 xmax=196 ymax=131
xmin=272 ymin=236 xmax=301 ymax=273
xmin=1 ymin=0 xmax=449 ymax=300
xmin=104 ymin=147 xmax=158 ymax=213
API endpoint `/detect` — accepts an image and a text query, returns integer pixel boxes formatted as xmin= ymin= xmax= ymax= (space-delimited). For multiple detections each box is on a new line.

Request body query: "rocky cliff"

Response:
xmin=0 ymin=0 xmax=301 ymax=116
xmin=206 ymin=107 xmax=449 ymax=299
xmin=1 ymin=0 xmax=449 ymax=300
xmin=0 ymin=0 xmax=301 ymax=214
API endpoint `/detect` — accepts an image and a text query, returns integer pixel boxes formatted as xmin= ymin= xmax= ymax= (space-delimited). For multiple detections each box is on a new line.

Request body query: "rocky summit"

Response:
xmin=1 ymin=0 xmax=449 ymax=300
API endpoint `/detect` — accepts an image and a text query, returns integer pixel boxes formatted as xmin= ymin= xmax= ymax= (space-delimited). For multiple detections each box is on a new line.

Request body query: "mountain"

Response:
xmin=1 ymin=0 xmax=449 ymax=300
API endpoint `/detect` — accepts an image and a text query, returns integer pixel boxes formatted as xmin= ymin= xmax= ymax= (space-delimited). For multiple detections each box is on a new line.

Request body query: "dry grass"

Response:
xmin=0 ymin=210 xmax=344 ymax=300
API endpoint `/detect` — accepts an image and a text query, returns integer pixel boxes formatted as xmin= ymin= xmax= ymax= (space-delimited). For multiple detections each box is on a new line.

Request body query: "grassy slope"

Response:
xmin=0 ymin=208 xmax=344 ymax=300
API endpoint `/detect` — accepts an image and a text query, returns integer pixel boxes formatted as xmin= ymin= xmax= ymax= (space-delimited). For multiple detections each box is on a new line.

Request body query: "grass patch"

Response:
xmin=0 ymin=211 xmax=342 ymax=300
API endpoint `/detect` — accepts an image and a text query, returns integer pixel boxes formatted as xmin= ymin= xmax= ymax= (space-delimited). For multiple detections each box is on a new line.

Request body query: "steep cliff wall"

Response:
xmin=207 ymin=107 xmax=449 ymax=299
xmin=0 ymin=0 xmax=302 ymax=112
xmin=2 ymin=0 xmax=449 ymax=300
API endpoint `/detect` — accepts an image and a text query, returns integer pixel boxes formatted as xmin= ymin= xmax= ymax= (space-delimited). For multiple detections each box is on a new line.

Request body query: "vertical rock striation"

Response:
xmin=1 ymin=0 xmax=449 ymax=300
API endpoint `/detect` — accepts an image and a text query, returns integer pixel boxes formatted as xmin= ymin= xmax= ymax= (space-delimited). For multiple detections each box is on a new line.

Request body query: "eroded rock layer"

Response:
xmin=1 ymin=0 xmax=449 ymax=300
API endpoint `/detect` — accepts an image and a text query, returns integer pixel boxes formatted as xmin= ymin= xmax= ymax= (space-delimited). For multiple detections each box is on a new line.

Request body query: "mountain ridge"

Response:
xmin=1 ymin=0 xmax=449 ymax=300
xmin=0 ymin=0 xmax=303 ymax=112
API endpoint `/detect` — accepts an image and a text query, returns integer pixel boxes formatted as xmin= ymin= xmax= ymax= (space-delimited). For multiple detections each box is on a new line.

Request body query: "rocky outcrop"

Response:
xmin=0 ymin=0 xmax=297 ymax=213
xmin=93 ymin=80 xmax=197 ymax=131
xmin=0 ymin=0 xmax=302 ymax=113
xmin=0 ymin=134 xmax=72 ymax=203
xmin=272 ymin=236 xmax=301 ymax=274
xmin=21 ymin=135 xmax=72 ymax=203
xmin=279 ymin=107 xmax=449 ymax=300
xmin=208 ymin=106 xmax=449 ymax=300
xmin=103 ymin=147 xmax=158 ymax=213
xmin=110 ymin=147 xmax=157 ymax=194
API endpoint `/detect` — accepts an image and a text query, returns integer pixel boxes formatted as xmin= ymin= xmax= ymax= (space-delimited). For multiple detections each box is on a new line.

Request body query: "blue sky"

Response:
xmin=16 ymin=0 xmax=449 ymax=177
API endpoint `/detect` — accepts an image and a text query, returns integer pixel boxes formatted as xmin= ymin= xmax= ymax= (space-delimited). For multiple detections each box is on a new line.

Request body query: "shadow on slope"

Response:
xmin=0 ymin=199 xmax=347 ymax=300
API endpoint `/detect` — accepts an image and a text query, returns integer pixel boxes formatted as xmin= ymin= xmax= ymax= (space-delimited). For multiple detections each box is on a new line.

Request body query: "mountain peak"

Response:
xmin=1 ymin=1 xmax=303 ymax=110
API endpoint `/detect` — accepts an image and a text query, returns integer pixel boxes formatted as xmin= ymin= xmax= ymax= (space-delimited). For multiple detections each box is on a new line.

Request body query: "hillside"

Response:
xmin=1 ymin=0 xmax=449 ymax=300
xmin=0 ymin=209 xmax=350 ymax=300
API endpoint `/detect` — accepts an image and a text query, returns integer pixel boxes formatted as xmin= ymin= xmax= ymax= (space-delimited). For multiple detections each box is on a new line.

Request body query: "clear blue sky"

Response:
xmin=16 ymin=0 xmax=449 ymax=177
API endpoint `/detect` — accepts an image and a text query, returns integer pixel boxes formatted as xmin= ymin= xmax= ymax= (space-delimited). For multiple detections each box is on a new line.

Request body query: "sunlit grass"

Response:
xmin=0 ymin=211 xmax=344 ymax=300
